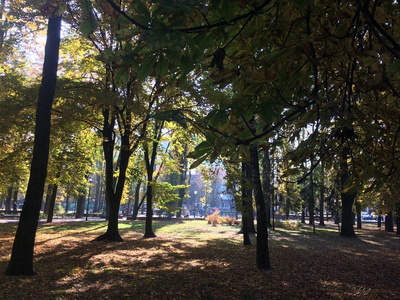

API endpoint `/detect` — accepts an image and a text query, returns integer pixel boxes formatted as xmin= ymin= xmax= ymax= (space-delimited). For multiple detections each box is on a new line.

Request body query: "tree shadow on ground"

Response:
xmin=0 ymin=221 xmax=399 ymax=299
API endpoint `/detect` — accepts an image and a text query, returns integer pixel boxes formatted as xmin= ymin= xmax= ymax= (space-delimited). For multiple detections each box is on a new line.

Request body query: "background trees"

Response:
xmin=2 ymin=0 xmax=400 ymax=276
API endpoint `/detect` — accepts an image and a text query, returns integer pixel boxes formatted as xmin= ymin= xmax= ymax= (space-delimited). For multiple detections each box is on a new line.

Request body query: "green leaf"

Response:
xmin=220 ymin=0 xmax=233 ymax=22
xmin=137 ymin=55 xmax=156 ymax=81
xmin=156 ymin=55 xmax=168 ymax=76
xmin=189 ymin=155 xmax=208 ymax=169
xmin=153 ymin=110 xmax=187 ymax=128
xmin=386 ymin=59 xmax=400 ymax=75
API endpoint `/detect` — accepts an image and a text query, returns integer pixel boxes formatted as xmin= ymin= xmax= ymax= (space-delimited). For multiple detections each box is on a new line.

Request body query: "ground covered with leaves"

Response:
xmin=0 ymin=220 xmax=399 ymax=299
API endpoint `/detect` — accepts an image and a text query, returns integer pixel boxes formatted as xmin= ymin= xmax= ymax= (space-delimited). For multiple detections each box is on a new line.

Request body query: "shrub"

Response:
xmin=205 ymin=210 xmax=221 ymax=226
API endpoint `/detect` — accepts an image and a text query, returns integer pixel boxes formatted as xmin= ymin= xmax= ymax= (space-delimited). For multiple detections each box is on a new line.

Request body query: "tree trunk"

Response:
xmin=176 ymin=146 xmax=188 ymax=218
xmin=340 ymin=148 xmax=356 ymax=237
xmin=95 ymin=116 xmax=131 ymax=242
xmin=309 ymin=156 xmax=314 ymax=225
xmin=143 ymin=146 xmax=156 ymax=238
xmin=356 ymin=200 xmax=362 ymax=229
xmin=131 ymin=181 xmax=141 ymax=220
xmin=44 ymin=184 xmax=52 ymax=215
xmin=301 ymin=202 xmax=306 ymax=224
xmin=75 ymin=193 xmax=85 ymax=218
xmin=262 ymin=150 xmax=272 ymax=227
xmin=241 ymin=161 xmax=252 ymax=246
xmin=385 ymin=211 xmax=394 ymax=232
xmin=93 ymin=172 xmax=101 ymax=212
xmin=378 ymin=210 xmax=382 ymax=228
xmin=65 ymin=195 xmax=70 ymax=213
xmin=249 ymin=141 xmax=271 ymax=270
xmin=13 ymin=188 xmax=18 ymax=211
xmin=319 ymin=158 xmax=325 ymax=226
xmin=6 ymin=185 xmax=12 ymax=211
xmin=46 ymin=183 xmax=58 ymax=223
xmin=5 ymin=12 xmax=61 ymax=276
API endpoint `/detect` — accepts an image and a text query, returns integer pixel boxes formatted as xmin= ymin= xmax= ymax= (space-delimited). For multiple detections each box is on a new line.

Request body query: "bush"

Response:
xmin=221 ymin=216 xmax=240 ymax=226
xmin=205 ymin=210 xmax=221 ymax=226
xmin=275 ymin=220 xmax=303 ymax=229
xmin=54 ymin=203 xmax=65 ymax=216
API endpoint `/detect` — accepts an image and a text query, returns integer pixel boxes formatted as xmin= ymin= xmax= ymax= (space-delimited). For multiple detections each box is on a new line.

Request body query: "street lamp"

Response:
xmin=86 ymin=178 xmax=92 ymax=221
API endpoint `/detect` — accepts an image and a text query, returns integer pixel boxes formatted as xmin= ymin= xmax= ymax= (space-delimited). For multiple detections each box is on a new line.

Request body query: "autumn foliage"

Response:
xmin=0 ymin=220 xmax=399 ymax=299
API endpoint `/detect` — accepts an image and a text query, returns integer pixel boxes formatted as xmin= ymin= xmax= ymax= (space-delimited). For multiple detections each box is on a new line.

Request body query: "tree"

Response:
xmin=6 ymin=6 xmax=62 ymax=276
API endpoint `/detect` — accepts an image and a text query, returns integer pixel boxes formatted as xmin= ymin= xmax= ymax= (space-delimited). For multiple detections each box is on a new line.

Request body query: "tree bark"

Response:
xmin=319 ymin=158 xmax=325 ymax=226
xmin=308 ymin=156 xmax=314 ymax=225
xmin=356 ymin=200 xmax=362 ymax=229
xmin=176 ymin=146 xmax=188 ymax=218
xmin=44 ymin=184 xmax=52 ymax=215
xmin=5 ymin=12 xmax=61 ymax=276
xmin=95 ymin=110 xmax=131 ymax=242
xmin=75 ymin=193 xmax=85 ymax=219
xmin=65 ymin=195 xmax=70 ymax=213
xmin=131 ymin=181 xmax=141 ymax=220
xmin=249 ymin=141 xmax=271 ymax=270
xmin=241 ymin=161 xmax=252 ymax=246
xmin=385 ymin=211 xmax=394 ymax=232
xmin=5 ymin=185 xmax=12 ymax=211
xmin=340 ymin=148 xmax=357 ymax=237
xmin=262 ymin=150 xmax=272 ymax=227
xmin=46 ymin=183 xmax=58 ymax=223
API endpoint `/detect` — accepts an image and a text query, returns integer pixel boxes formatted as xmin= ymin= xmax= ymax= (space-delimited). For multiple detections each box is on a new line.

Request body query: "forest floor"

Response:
xmin=0 ymin=220 xmax=399 ymax=300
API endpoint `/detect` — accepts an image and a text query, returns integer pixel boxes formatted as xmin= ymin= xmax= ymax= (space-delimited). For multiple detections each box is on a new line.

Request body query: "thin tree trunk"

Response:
xmin=6 ymin=185 xmax=12 ymax=211
xmin=309 ymin=154 xmax=314 ymax=225
xmin=241 ymin=161 xmax=252 ymax=246
xmin=65 ymin=195 xmax=70 ymax=213
xmin=262 ymin=150 xmax=272 ymax=227
xmin=143 ymin=121 xmax=163 ymax=238
xmin=144 ymin=150 xmax=155 ymax=238
xmin=249 ymin=142 xmax=271 ymax=269
xmin=5 ymin=12 xmax=61 ymax=276
xmin=356 ymin=200 xmax=362 ymax=229
xmin=319 ymin=158 xmax=325 ymax=226
xmin=176 ymin=146 xmax=188 ymax=218
xmin=44 ymin=184 xmax=52 ymax=215
xmin=46 ymin=183 xmax=58 ymax=223
xmin=131 ymin=181 xmax=141 ymax=220
xmin=93 ymin=172 xmax=101 ymax=212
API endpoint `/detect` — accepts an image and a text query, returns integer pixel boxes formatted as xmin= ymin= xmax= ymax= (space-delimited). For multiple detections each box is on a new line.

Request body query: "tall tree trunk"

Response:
xmin=93 ymin=172 xmax=101 ymax=212
xmin=13 ymin=188 xmax=18 ymax=211
xmin=6 ymin=185 xmax=12 ymax=211
xmin=5 ymin=12 xmax=61 ymax=276
xmin=356 ymin=200 xmax=362 ymax=229
xmin=340 ymin=147 xmax=357 ymax=237
xmin=46 ymin=183 xmax=58 ymax=223
xmin=44 ymin=184 xmax=52 ymax=215
xmin=385 ymin=211 xmax=394 ymax=232
xmin=309 ymin=155 xmax=314 ymax=225
xmin=75 ymin=193 xmax=85 ymax=219
xmin=131 ymin=181 xmax=141 ymax=220
xmin=65 ymin=195 xmax=70 ymax=213
xmin=143 ymin=146 xmax=157 ymax=237
xmin=95 ymin=116 xmax=131 ymax=241
xmin=241 ymin=161 xmax=252 ymax=246
xmin=143 ymin=121 xmax=162 ymax=238
xmin=176 ymin=146 xmax=188 ymax=218
xmin=249 ymin=140 xmax=271 ymax=270
xmin=262 ymin=150 xmax=272 ymax=227
xmin=319 ymin=158 xmax=325 ymax=226
xmin=301 ymin=202 xmax=306 ymax=224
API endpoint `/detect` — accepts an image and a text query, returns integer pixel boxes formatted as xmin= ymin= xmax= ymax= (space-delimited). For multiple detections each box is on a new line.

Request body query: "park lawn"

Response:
xmin=0 ymin=220 xmax=399 ymax=299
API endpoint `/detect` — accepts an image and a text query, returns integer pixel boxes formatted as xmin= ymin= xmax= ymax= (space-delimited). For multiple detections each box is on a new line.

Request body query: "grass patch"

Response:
xmin=0 ymin=220 xmax=399 ymax=299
